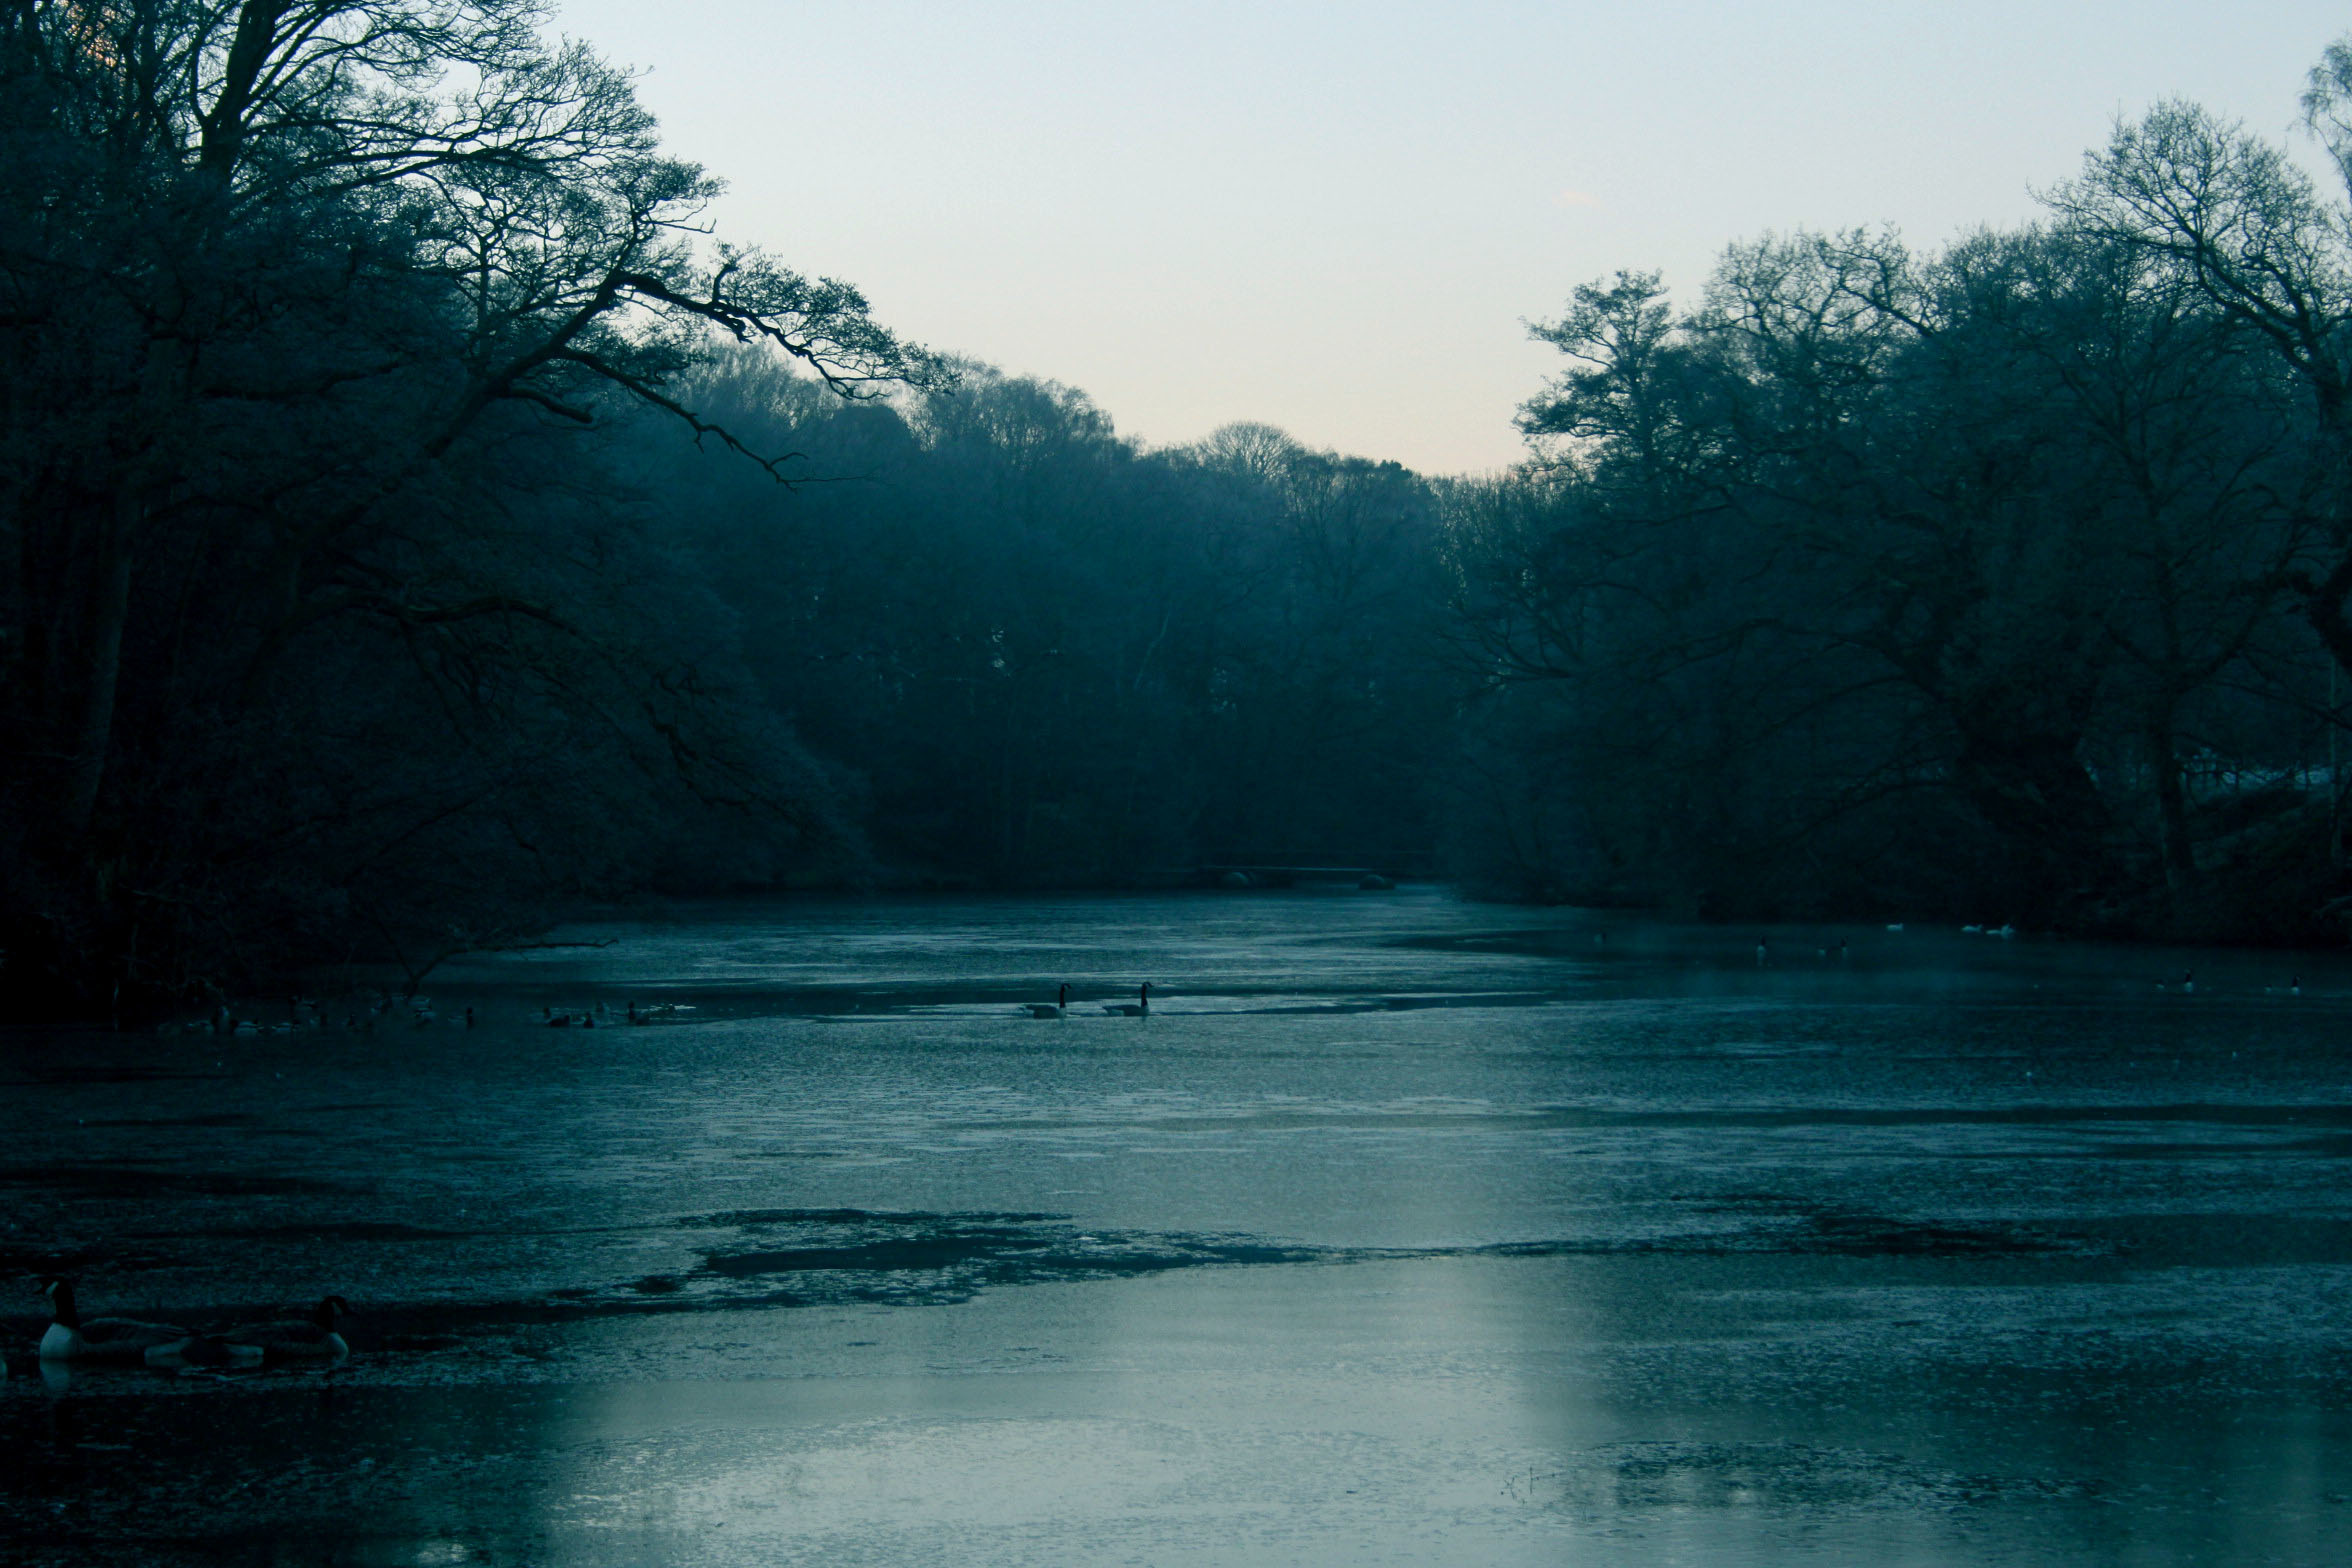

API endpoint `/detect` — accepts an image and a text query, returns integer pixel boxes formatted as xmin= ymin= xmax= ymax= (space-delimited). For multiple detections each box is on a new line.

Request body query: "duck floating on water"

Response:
xmin=38 ymin=1277 xmax=193 ymax=1363
xmin=145 ymin=1333 xmax=264 ymax=1370
xmin=1027 ymin=984 xmax=1071 ymax=1019
xmin=1103 ymin=982 xmax=1152 ymax=1017
xmin=220 ymin=1295 xmax=352 ymax=1361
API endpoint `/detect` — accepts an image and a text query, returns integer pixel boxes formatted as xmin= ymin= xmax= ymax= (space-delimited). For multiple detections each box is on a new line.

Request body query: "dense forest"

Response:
xmin=13 ymin=4 xmax=2352 ymax=1018
xmin=1450 ymin=59 xmax=2352 ymax=940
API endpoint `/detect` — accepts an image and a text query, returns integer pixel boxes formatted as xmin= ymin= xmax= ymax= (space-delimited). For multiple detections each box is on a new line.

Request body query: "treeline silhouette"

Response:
xmin=634 ymin=360 xmax=1451 ymax=892
xmin=1450 ymin=56 xmax=2352 ymax=940
xmin=12 ymin=5 xmax=2352 ymax=1018
xmin=0 ymin=0 xmax=943 ymax=1014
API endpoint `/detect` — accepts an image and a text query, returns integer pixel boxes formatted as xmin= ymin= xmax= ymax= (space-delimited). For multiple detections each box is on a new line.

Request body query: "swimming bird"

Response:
xmin=145 ymin=1333 xmax=264 ymax=1370
xmin=221 ymin=1295 xmax=351 ymax=1361
xmin=37 ymin=1277 xmax=194 ymax=1363
xmin=1027 ymin=984 xmax=1071 ymax=1019
xmin=1103 ymin=982 xmax=1152 ymax=1017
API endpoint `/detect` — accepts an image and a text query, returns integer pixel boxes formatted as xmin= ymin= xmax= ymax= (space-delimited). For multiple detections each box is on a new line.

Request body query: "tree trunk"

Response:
xmin=1949 ymin=723 xmax=2115 ymax=922
xmin=2147 ymin=721 xmax=2196 ymax=898
xmin=59 ymin=486 xmax=138 ymax=843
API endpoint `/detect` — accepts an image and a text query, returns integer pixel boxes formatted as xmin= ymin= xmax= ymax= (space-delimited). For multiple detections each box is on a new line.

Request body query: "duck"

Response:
xmin=220 ymin=1295 xmax=352 ymax=1361
xmin=1027 ymin=984 xmax=1072 ymax=1019
xmin=37 ymin=1277 xmax=195 ymax=1363
xmin=145 ymin=1333 xmax=264 ymax=1370
xmin=1102 ymin=982 xmax=1153 ymax=1017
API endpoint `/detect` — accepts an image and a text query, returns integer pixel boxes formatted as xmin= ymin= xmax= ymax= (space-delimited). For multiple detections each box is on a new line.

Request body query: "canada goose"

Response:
xmin=223 ymin=1295 xmax=351 ymax=1361
xmin=38 ymin=1277 xmax=193 ymax=1363
xmin=1102 ymin=982 xmax=1152 ymax=1017
xmin=145 ymin=1333 xmax=264 ymax=1370
xmin=1027 ymin=984 xmax=1071 ymax=1019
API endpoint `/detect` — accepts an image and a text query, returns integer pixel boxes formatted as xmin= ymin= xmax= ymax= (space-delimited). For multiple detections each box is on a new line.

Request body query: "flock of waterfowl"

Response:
xmin=1024 ymin=982 xmax=1152 ymax=1018
xmin=543 ymin=1001 xmax=692 ymax=1027
xmin=160 ymin=996 xmax=704 ymax=1034
xmin=162 ymin=986 xmax=1166 ymax=1038
xmin=15 ymin=1277 xmax=348 ymax=1378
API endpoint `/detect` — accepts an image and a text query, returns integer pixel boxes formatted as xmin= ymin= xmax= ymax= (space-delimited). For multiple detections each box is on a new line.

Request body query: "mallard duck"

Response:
xmin=1027 ymin=984 xmax=1071 ymax=1019
xmin=223 ymin=1295 xmax=351 ymax=1360
xmin=1102 ymin=982 xmax=1152 ymax=1017
xmin=38 ymin=1277 xmax=193 ymax=1363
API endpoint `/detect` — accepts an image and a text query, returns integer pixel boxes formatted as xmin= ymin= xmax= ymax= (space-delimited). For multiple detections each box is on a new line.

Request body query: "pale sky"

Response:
xmin=556 ymin=1 xmax=2352 ymax=475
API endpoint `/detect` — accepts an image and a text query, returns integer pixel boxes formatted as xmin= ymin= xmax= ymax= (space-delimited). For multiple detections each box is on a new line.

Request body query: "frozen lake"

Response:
xmin=4 ymin=889 xmax=2349 ymax=1564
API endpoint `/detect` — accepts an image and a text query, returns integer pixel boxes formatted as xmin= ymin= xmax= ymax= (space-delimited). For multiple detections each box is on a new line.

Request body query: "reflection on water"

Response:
xmin=2 ymin=890 xmax=2349 ymax=1563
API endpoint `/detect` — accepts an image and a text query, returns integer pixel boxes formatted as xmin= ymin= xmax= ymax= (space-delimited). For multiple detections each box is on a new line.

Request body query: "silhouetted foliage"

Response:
xmin=18 ymin=9 xmax=2352 ymax=1019
xmin=1445 ymin=69 xmax=2352 ymax=935
xmin=621 ymin=359 xmax=1453 ymax=890
xmin=0 ymin=1 xmax=937 ymax=1015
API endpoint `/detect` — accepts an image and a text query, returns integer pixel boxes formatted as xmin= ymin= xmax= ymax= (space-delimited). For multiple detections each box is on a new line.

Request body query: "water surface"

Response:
xmin=4 ymin=891 xmax=2348 ymax=1563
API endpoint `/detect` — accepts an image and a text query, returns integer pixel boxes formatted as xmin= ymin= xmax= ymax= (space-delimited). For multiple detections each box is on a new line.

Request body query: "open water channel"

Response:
xmin=2 ymin=889 xmax=2348 ymax=1564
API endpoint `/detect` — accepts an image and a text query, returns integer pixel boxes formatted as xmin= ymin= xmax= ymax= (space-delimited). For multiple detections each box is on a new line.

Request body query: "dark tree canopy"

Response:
xmin=1446 ymin=78 xmax=2352 ymax=932
xmin=17 ymin=12 xmax=2352 ymax=1020
xmin=0 ymin=0 xmax=941 ymax=1013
